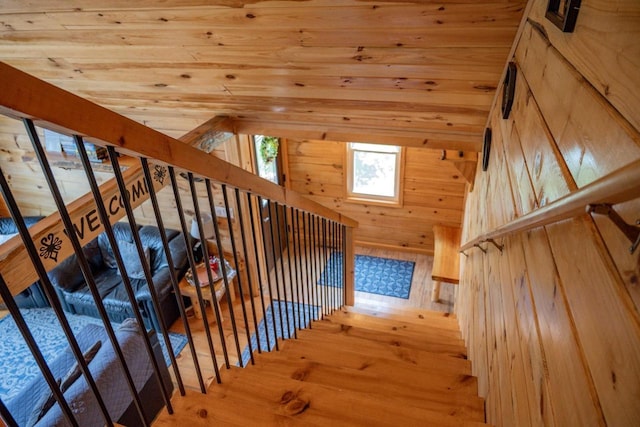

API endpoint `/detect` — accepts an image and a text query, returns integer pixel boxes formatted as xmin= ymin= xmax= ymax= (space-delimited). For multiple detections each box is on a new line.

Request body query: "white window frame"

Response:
xmin=345 ymin=142 xmax=404 ymax=207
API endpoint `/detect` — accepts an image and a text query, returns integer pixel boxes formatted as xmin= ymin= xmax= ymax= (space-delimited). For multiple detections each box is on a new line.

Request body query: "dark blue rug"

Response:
xmin=0 ymin=308 xmax=187 ymax=402
xmin=240 ymin=300 xmax=319 ymax=366
xmin=318 ymin=253 xmax=414 ymax=299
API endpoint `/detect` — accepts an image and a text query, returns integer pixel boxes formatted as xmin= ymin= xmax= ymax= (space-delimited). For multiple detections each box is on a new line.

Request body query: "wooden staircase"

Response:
xmin=154 ymin=305 xmax=487 ymax=426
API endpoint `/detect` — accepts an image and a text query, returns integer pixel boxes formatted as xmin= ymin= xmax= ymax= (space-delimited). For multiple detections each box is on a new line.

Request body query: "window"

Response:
xmin=346 ymin=142 xmax=403 ymax=205
xmin=253 ymin=135 xmax=280 ymax=184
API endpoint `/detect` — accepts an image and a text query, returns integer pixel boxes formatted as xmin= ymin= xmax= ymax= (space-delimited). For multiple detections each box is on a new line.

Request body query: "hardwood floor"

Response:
xmin=354 ymin=246 xmax=455 ymax=313
xmin=168 ymin=244 xmax=456 ymax=391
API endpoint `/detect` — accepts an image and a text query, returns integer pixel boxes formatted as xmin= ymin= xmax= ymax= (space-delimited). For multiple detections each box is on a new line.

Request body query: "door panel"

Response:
xmin=253 ymin=135 xmax=287 ymax=271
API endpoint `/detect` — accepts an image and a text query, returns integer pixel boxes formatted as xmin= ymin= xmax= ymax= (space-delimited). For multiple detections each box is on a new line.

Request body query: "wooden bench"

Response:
xmin=431 ymin=225 xmax=461 ymax=302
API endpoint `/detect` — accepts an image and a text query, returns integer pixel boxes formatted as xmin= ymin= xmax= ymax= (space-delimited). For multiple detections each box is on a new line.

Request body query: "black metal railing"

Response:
xmin=0 ymin=114 xmax=349 ymax=426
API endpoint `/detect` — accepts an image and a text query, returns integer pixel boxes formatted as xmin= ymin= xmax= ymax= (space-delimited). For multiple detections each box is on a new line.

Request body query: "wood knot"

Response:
xmin=283 ymin=397 xmax=310 ymax=415
xmin=281 ymin=390 xmax=296 ymax=404
xmin=358 ymin=361 xmax=372 ymax=370
xmin=291 ymin=368 xmax=308 ymax=381
xmin=197 ymin=408 xmax=208 ymax=418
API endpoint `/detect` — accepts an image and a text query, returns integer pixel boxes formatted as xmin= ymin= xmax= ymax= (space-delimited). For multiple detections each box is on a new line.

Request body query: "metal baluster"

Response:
xmin=187 ymin=177 xmax=231 ymax=369
xmin=272 ymin=204 xmax=291 ymax=340
xmin=331 ymin=220 xmax=336 ymax=312
xmin=247 ymin=193 xmax=269 ymax=352
xmin=325 ymin=219 xmax=332 ymax=316
xmin=293 ymin=208 xmax=306 ymax=329
xmin=322 ymin=218 xmax=329 ymax=316
xmin=313 ymin=215 xmax=321 ymax=320
xmin=221 ymin=184 xmax=253 ymax=366
xmin=0 ymin=276 xmax=78 ymax=426
xmin=140 ymin=158 xmax=202 ymax=393
xmin=79 ymin=141 xmax=195 ymax=399
xmin=315 ymin=217 xmax=327 ymax=319
xmin=0 ymin=163 xmax=89 ymax=427
xmin=205 ymin=182 xmax=243 ymax=367
xmin=323 ymin=218 xmax=333 ymax=314
xmin=340 ymin=225 xmax=347 ymax=306
xmin=282 ymin=206 xmax=298 ymax=338
xmin=336 ymin=222 xmax=340 ymax=309
xmin=309 ymin=214 xmax=317 ymax=320
xmin=106 ymin=146 xmax=179 ymax=414
xmin=329 ymin=221 xmax=335 ymax=313
xmin=171 ymin=168 xmax=221 ymax=383
xmin=331 ymin=221 xmax=336 ymax=312
xmin=234 ymin=188 xmax=261 ymax=360
xmin=329 ymin=220 xmax=335 ymax=313
xmin=257 ymin=197 xmax=279 ymax=351
xmin=302 ymin=213 xmax=313 ymax=326
xmin=335 ymin=222 xmax=340 ymax=310
xmin=27 ymin=122 xmax=146 ymax=424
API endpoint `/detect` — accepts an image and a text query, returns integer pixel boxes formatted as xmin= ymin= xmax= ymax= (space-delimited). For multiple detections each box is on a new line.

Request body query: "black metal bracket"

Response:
xmin=545 ymin=0 xmax=581 ymax=33
xmin=587 ymin=204 xmax=640 ymax=254
xmin=482 ymin=128 xmax=492 ymax=172
xmin=459 ymin=250 xmax=469 ymax=257
xmin=474 ymin=243 xmax=487 ymax=254
xmin=484 ymin=238 xmax=504 ymax=252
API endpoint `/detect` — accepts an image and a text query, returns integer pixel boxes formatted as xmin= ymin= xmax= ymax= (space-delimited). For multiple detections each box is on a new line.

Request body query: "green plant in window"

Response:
xmin=259 ymin=136 xmax=279 ymax=164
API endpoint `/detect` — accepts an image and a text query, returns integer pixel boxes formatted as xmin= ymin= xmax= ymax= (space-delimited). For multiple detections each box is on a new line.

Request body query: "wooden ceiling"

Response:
xmin=0 ymin=0 xmax=526 ymax=150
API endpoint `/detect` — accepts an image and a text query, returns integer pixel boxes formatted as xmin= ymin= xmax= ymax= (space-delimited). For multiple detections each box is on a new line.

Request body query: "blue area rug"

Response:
xmin=0 ymin=308 xmax=187 ymax=403
xmin=319 ymin=253 xmax=414 ymax=299
xmin=240 ymin=300 xmax=319 ymax=366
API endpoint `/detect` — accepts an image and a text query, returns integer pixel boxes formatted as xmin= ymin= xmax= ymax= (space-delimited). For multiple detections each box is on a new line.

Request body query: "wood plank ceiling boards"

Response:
xmin=0 ymin=0 xmax=526 ymax=151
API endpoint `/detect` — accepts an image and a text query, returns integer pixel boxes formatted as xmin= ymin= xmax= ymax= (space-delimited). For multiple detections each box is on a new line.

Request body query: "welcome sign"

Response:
xmin=0 ymin=162 xmax=170 ymax=297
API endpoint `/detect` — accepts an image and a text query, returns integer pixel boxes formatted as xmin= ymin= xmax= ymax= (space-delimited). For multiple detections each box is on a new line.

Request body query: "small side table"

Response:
xmin=179 ymin=268 xmax=236 ymax=321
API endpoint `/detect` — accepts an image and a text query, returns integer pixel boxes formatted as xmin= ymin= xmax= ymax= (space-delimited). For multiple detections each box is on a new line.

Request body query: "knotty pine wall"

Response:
xmin=0 ymin=115 xmax=115 ymax=216
xmin=286 ymin=138 xmax=467 ymax=254
xmin=456 ymin=1 xmax=640 ymax=426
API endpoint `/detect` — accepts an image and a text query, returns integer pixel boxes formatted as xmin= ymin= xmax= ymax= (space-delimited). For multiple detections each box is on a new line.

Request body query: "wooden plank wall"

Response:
xmin=286 ymin=138 xmax=467 ymax=254
xmin=456 ymin=1 xmax=640 ymax=426
xmin=0 ymin=115 xmax=115 ymax=216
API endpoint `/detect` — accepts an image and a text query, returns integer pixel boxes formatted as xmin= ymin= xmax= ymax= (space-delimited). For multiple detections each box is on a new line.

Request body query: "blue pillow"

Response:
xmin=118 ymin=241 xmax=150 ymax=280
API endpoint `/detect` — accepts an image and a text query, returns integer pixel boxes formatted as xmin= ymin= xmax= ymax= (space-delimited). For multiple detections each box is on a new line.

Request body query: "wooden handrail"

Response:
xmin=460 ymin=158 xmax=640 ymax=252
xmin=0 ymin=62 xmax=357 ymax=228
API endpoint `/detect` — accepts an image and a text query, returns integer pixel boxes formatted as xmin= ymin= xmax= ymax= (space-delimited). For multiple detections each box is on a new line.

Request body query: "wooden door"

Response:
xmin=253 ymin=135 xmax=287 ymax=271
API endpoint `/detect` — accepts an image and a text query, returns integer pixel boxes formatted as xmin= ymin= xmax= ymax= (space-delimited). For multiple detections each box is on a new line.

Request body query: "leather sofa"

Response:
xmin=48 ymin=222 xmax=190 ymax=331
xmin=0 ymin=216 xmax=50 ymax=309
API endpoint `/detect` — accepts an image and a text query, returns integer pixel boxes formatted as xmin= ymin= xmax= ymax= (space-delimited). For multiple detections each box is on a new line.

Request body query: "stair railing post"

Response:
xmin=344 ymin=226 xmax=355 ymax=306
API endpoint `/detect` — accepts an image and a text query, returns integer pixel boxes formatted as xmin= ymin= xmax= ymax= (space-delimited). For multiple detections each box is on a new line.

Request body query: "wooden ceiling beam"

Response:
xmin=231 ymin=119 xmax=482 ymax=151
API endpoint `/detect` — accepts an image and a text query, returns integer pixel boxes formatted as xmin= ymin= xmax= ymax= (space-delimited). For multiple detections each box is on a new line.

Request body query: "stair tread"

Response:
xmin=277 ymin=330 xmax=472 ymax=375
xmin=213 ymin=366 xmax=487 ymax=426
xmin=246 ymin=350 xmax=483 ymax=414
xmin=345 ymin=304 xmax=460 ymax=329
xmin=311 ymin=318 xmax=468 ymax=357
xmin=351 ymin=302 xmax=457 ymax=322
xmin=157 ymin=299 xmax=486 ymax=426
xmin=328 ymin=309 xmax=464 ymax=340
